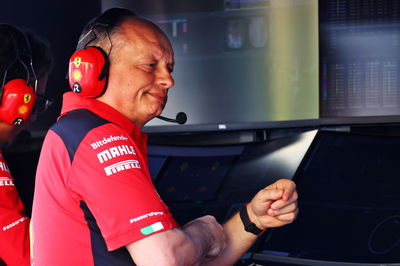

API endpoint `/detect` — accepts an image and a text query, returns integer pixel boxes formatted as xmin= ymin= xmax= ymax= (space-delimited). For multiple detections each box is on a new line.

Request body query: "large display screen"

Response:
xmin=103 ymin=0 xmax=319 ymax=132
xmin=320 ymin=0 xmax=400 ymax=124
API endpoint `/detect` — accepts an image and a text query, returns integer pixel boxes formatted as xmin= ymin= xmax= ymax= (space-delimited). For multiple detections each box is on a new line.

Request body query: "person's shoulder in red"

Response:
xmin=0 ymin=23 xmax=52 ymax=266
xmin=0 ymin=150 xmax=30 ymax=266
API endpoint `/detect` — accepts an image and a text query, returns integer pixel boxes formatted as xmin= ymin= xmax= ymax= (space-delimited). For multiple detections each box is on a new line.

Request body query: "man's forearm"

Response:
xmin=126 ymin=215 xmax=225 ymax=265
xmin=181 ymin=215 xmax=226 ymax=263
xmin=201 ymin=211 xmax=258 ymax=266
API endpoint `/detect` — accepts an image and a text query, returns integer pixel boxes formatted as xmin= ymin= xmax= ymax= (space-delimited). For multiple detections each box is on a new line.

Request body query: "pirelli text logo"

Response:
xmin=0 ymin=176 xmax=14 ymax=186
xmin=97 ymin=145 xmax=136 ymax=163
xmin=104 ymin=160 xmax=141 ymax=176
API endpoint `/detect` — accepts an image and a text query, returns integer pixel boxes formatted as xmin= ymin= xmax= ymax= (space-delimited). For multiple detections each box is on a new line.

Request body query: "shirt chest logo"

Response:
xmin=97 ymin=145 xmax=136 ymax=163
xmin=0 ymin=162 xmax=10 ymax=173
xmin=104 ymin=160 xmax=141 ymax=176
xmin=0 ymin=177 xmax=14 ymax=186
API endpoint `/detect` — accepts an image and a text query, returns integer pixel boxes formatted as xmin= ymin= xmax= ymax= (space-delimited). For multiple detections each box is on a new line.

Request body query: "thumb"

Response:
xmin=257 ymin=188 xmax=284 ymax=203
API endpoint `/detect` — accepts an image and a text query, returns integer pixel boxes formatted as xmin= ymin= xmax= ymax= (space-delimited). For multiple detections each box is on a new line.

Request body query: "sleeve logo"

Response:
xmin=140 ymin=222 xmax=164 ymax=235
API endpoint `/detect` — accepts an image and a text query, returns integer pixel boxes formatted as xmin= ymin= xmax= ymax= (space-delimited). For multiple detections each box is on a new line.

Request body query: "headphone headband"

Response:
xmin=94 ymin=7 xmax=136 ymax=28
xmin=77 ymin=8 xmax=137 ymax=50
xmin=0 ymin=24 xmax=32 ymax=60
xmin=0 ymin=24 xmax=37 ymax=95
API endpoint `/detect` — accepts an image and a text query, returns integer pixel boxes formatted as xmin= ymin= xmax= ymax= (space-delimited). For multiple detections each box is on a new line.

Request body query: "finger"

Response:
xmin=268 ymin=202 xmax=297 ymax=216
xmin=270 ymin=191 xmax=298 ymax=210
xmin=207 ymin=226 xmax=226 ymax=257
xmin=256 ymin=188 xmax=284 ymax=203
xmin=258 ymin=214 xmax=292 ymax=228
xmin=278 ymin=180 xmax=297 ymax=201
xmin=274 ymin=208 xmax=299 ymax=222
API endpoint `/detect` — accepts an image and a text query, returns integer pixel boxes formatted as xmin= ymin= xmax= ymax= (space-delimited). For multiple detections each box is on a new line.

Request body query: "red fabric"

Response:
xmin=0 ymin=152 xmax=30 ymax=266
xmin=31 ymin=92 xmax=178 ymax=265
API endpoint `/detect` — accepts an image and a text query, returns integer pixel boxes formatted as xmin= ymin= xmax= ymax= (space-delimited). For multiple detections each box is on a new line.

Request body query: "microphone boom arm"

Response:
xmin=156 ymin=112 xmax=187 ymax=125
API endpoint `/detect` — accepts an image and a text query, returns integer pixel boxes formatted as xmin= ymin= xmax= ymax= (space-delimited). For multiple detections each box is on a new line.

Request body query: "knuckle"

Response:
xmin=293 ymin=192 xmax=299 ymax=201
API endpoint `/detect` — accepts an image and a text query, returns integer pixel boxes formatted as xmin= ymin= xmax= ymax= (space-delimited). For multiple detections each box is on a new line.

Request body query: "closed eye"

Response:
xmin=168 ymin=63 xmax=174 ymax=73
xmin=141 ymin=63 xmax=156 ymax=72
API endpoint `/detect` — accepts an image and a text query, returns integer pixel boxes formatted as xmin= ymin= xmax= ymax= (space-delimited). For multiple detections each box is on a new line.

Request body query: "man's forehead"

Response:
xmin=120 ymin=18 xmax=172 ymax=47
xmin=116 ymin=19 xmax=174 ymax=59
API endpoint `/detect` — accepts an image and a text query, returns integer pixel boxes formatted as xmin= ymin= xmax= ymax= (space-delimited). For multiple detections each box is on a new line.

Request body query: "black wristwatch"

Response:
xmin=239 ymin=204 xmax=264 ymax=236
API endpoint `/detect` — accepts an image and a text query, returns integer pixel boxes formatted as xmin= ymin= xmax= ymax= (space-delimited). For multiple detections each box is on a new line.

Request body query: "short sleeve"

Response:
xmin=67 ymin=123 xmax=178 ymax=251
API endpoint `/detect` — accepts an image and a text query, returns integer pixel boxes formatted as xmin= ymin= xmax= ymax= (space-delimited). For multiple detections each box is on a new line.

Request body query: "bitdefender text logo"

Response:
xmin=91 ymin=135 xmax=128 ymax=150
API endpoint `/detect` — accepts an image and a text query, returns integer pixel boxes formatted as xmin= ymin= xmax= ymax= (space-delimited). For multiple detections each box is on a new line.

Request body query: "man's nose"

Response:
xmin=157 ymin=67 xmax=174 ymax=89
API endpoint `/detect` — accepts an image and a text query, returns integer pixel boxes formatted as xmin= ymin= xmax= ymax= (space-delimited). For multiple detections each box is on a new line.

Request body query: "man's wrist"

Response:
xmin=239 ymin=204 xmax=265 ymax=236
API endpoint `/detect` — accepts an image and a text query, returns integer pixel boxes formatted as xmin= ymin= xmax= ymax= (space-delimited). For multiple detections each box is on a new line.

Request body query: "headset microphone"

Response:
xmin=157 ymin=112 xmax=187 ymax=125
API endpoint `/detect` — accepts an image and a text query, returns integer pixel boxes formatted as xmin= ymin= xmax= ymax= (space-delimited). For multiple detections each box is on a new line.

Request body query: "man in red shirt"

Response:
xmin=31 ymin=8 xmax=298 ymax=265
xmin=0 ymin=24 xmax=52 ymax=266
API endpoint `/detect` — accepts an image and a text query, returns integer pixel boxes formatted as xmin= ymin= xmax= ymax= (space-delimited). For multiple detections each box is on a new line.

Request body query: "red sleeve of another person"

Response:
xmin=0 ymin=152 xmax=30 ymax=266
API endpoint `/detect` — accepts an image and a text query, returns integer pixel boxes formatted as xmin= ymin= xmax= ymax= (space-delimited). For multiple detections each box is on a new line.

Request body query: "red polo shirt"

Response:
xmin=31 ymin=92 xmax=178 ymax=265
xmin=0 ymin=151 xmax=29 ymax=266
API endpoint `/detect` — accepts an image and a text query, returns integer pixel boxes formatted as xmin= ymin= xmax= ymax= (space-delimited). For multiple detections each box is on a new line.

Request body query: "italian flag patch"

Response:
xmin=140 ymin=222 xmax=164 ymax=235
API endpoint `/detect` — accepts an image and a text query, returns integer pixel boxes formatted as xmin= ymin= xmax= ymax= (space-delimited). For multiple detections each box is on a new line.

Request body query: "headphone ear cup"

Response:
xmin=68 ymin=46 xmax=108 ymax=98
xmin=0 ymin=79 xmax=36 ymax=126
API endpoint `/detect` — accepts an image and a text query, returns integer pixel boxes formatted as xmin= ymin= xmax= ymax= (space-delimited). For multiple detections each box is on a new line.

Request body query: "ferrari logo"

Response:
xmin=24 ymin=94 xmax=32 ymax=104
xmin=74 ymin=57 xmax=82 ymax=68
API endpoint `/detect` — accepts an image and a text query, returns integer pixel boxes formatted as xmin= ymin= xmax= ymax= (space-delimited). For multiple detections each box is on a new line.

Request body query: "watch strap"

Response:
xmin=239 ymin=204 xmax=265 ymax=236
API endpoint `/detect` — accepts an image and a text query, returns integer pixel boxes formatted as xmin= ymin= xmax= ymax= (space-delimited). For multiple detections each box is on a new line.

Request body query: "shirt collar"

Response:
xmin=60 ymin=92 xmax=146 ymax=141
